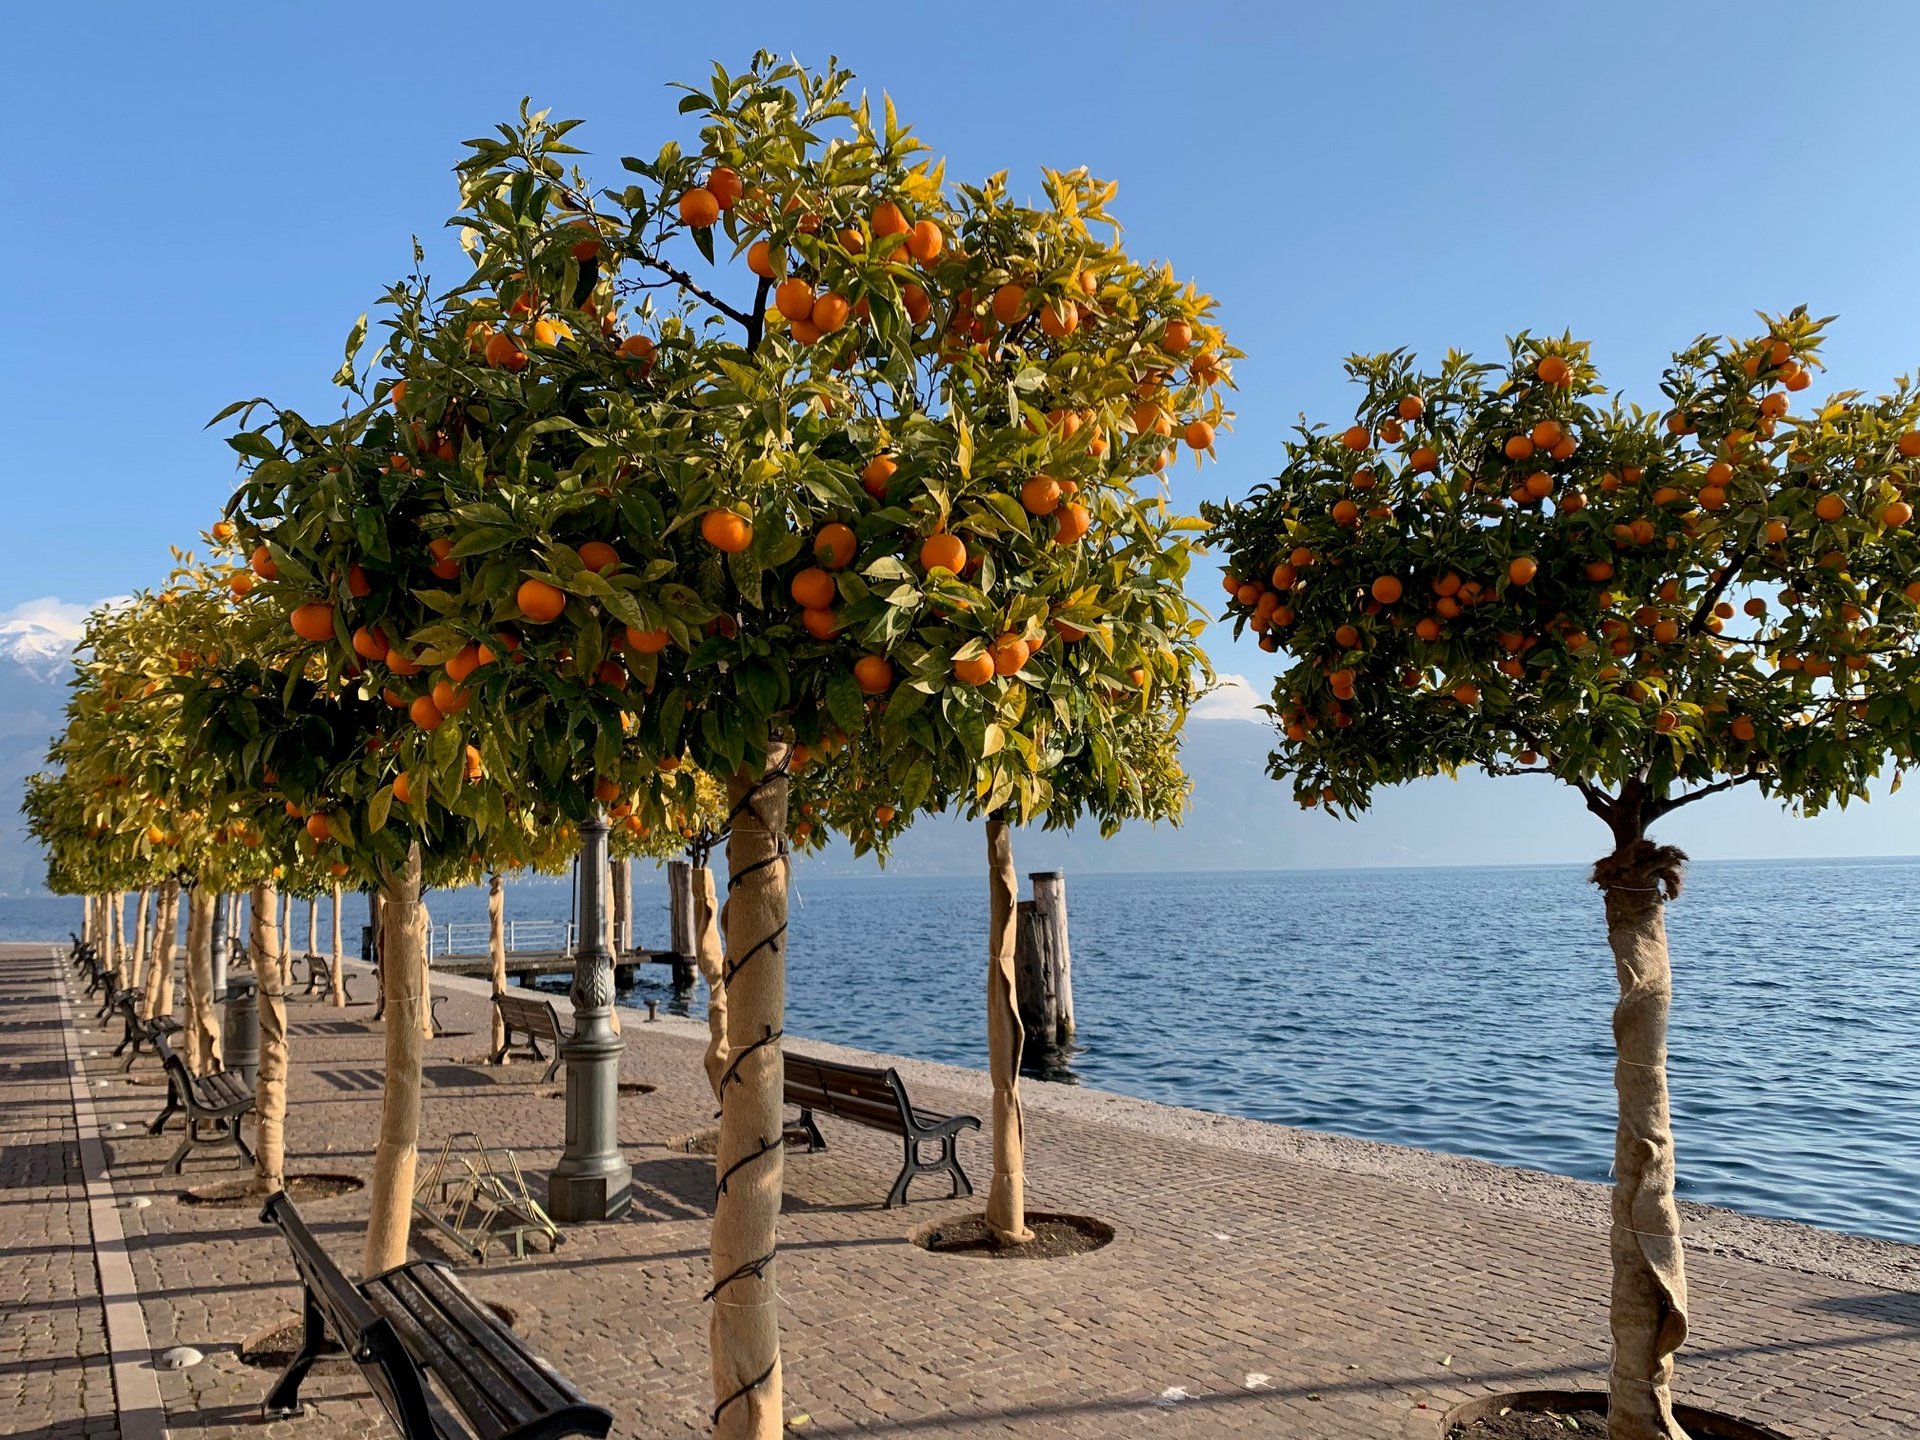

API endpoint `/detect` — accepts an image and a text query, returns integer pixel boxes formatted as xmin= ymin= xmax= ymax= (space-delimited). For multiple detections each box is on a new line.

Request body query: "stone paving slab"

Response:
xmin=8 ymin=938 xmax=1920 ymax=1438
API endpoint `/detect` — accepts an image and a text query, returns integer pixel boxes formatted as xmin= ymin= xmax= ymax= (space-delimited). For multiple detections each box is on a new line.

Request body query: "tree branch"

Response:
xmin=1689 ymin=539 xmax=1755 ymax=635
xmin=743 ymin=276 xmax=772 ymax=356
xmin=1649 ymin=771 xmax=1762 ymax=817
xmin=629 ymin=253 xmax=757 ymax=332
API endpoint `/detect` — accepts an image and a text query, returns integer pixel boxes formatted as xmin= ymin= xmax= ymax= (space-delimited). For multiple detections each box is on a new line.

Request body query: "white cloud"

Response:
xmin=1191 ymin=673 xmax=1268 ymax=723
xmin=0 ymin=596 xmax=127 ymax=640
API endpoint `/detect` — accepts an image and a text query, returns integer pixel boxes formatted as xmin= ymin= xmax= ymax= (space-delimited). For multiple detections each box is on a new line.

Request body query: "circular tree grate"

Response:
xmin=913 ymin=1211 xmax=1115 ymax=1261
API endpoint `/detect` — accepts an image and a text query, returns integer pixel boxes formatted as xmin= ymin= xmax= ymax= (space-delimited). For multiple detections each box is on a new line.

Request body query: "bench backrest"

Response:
xmin=785 ymin=1053 xmax=912 ymax=1130
xmin=494 ymin=992 xmax=563 ymax=1034
xmin=261 ymin=1193 xmax=448 ymax=1437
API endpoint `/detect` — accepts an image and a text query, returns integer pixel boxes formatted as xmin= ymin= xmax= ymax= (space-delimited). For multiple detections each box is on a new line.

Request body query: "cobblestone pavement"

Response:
xmin=8 ymin=937 xmax=1920 ymax=1438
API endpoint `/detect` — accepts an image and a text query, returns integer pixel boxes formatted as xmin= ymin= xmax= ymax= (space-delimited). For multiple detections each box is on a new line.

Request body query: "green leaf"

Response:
xmin=826 ymin=671 xmax=865 ymax=735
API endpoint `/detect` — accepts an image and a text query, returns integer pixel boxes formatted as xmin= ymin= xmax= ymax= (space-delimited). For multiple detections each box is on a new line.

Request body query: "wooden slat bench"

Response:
xmin=261 ymin=1191 xmax=611 ymax=1438
xmin=300 ymin=952 xmax=356 ymax=1001
xmin=784 ymin=1052 xmax=980 ymax=1207
xmin=112 ymin=988 xmax=183 ymax=1071
xmin=374 ymin=966 xmax=447 ymax=1035
xmin=489 ymin=994 xmax=568 ymax=1081
xmin=146 ymin=1033 xmax=254 ymax=1173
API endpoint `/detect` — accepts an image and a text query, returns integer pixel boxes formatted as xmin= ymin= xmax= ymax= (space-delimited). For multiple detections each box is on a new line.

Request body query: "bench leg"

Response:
xmin=942 ymin=1134 xmax=973 ymax=1200
xmin=262 ymin=1284 xmax=327 ymax=1417
xmin=886 ymin=1134 xmax=973 ymax=1208
xmin=228 ymin=1117 xmax=255 ymax=1169
xmin=886 ymin=1140 xmax=920 ymax=1209
xmin=166 ymin=1129 xmax=194 ymax=1176
xmin=542 ymin=1046 xmax=563 ymax=1084
xmin=148 ymin=1091 xmax=180 ymax=1136
xmin=795 ymin=1109 xmax=827 ymax=1154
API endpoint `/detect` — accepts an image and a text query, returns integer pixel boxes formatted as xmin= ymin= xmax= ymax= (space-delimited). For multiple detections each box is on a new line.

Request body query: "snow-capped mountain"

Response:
xmin=0 ymin=617 xmax=78 ymax=895
xmin=0 ymin=620 xmax=79 ymax=682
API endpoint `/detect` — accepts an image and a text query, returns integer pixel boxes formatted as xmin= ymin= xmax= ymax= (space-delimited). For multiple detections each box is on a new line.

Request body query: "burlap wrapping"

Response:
xmin=418 ymin=897 xmax=436 ymax=1039
xmin=1593 ymin=841 xmax=1692 ymax=1440
xmin=104 ymin=893 xmax=122 ymax=988
xmin=694 ymin=865 xmax=728 ymax=1101
xmin=488 ymin=873 xmax=508 ymax=1058
xmin=145 ymin=882 xmax=180 ymax=1022
xmin=129 ymin=890 xmax=151 ymax=995
xmin=710 ymin=749 xmax=789 ymax=1440
xmin=183 ymin=887 xmax=220 ymax=1075
xmin=984 ymin=818 xmax=1032 ymax=1245
xmin=250 ymin=882 xmax=289 ymax=1197
xmin=364 ymin=845 xmax=425 ymax=1277
xmin=329 ymin=883 xmax=346 ymax=1008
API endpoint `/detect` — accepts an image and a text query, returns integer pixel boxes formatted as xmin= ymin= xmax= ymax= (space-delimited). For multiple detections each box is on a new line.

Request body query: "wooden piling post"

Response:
xmin=667 ymin=859 xmax=695 ymax=960
xmin=610 ymin=858 xmax=632 ymax=955
xmin=1029 ymin=871 xmax=1074 ymax=1039
xmin=1012 ymin=901 xmax=1057 ymax=1039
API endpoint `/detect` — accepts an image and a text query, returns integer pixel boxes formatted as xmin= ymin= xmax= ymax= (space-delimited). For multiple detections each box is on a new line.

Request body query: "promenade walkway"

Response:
xmin=6 ymin=936 xmax=1920 ymax=1438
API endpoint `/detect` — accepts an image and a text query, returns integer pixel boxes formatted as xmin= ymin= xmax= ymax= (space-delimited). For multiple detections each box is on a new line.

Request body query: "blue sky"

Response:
xmin=4 ymin=0 xmax=1917 ymax=857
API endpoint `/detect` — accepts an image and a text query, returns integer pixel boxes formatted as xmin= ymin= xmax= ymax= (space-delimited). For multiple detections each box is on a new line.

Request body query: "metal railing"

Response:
xmin=425 ymin=919 xmax=635 ymax=959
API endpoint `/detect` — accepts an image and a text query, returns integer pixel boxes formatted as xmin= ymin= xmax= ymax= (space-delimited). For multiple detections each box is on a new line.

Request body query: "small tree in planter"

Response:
xmin=1205 ymin=312 xmax=1919 ymax=1440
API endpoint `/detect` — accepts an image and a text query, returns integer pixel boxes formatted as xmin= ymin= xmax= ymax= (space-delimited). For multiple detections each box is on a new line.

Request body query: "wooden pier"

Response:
xmin=430 ymin=948 xmax=695 ymax=990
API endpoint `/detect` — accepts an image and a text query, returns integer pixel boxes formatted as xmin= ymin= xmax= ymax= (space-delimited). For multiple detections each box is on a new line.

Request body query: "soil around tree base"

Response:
xmin=179 ymin=1173 xmax=364 ymax=1207
xmin=913 ymin=1211 xmax=1115 ymax=1260
xmin=1446 ymin=1390 xmax=1792 ymax=1439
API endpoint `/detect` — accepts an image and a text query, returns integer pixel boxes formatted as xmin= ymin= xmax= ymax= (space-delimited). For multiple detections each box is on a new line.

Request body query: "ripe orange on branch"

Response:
xmin=516 ymin=578 xmax=567 ymax=623
xmin=290 ymin=603 xmax=336 ymax=643
xmin=700 ymin=510 xmax=753 ymax=554
xmin=678 ymin=187 xmax=720 ymax=227
xmin=920 ymin=533 xmax=967 ymax=574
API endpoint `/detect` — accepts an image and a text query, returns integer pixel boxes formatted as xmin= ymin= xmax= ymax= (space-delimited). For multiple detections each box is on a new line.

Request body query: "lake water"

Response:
xmin=10 ymin=856 xmax=1919 ymax=1244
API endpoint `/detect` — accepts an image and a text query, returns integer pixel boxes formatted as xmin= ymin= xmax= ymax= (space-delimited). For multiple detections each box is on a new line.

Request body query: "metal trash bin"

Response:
xmin=219 ymin=978 xmax=260 ymax=1087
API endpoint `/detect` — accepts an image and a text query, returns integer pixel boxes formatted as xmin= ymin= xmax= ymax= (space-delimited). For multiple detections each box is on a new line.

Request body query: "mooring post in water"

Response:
xmin=666 ymin=859 xmax=695 ymax=960
xmin=1030 ymin=871 xmax=1074 ymax=1039
xmin=1013 ymin=899 xmax=1058 ymax=1039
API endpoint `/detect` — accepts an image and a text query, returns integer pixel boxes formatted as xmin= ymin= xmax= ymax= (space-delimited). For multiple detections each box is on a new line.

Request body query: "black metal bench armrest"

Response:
xmin=908 ymin=1111 xmax=982 ymax=1139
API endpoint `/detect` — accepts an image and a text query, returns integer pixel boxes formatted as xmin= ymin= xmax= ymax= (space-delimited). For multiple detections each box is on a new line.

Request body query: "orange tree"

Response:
xmin=342 ymin=54 xmax=1232 ymax=1433
xmin=179 ymin=424 xmax=557 ymax=1262
xmin=1204 ymin=311 xmax=1919 ymax=1440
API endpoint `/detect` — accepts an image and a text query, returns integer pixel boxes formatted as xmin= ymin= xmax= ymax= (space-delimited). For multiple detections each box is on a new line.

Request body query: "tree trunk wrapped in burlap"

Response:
xmin=694 ymin=864 xmax=728 ymax=1101
xmin=488 ymin=873 xmax=508 ymax=1059
xmin=418 ymin=897 xmax=435 ymax=1039
xmin=984 ymin=818 xmax=1032 ymax=1245
xmin=250 ymin=881 xmax=289 ymax=1197
xmin=129 ymin=889 xmax=151 ymax=994
xmin=145 ymin=881 xmax=180 ymax=1022
xmin=1593 ymin=840 xmax=1691 ymax=1440
xmin=329 ymin=883 xmax=346 ymax=1007
xmin=710 ymin=746 xmax=789 ymax=1440
xmin=365 ymin=845 xmax=426 ymax=1277
xmin=104 ymin=892 xmax=122 ymax=987
xmin=183 ymin=887 xmax=220 ymax=1075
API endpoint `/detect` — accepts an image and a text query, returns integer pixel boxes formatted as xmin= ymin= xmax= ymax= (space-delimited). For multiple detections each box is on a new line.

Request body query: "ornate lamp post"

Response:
xmin=547 ymin=803 xmax=632 ymax=1220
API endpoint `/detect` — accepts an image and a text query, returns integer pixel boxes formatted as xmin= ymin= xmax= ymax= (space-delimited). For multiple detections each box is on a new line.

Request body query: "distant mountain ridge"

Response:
xmin=1 ymin=617 xmax=1914 ymax=896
